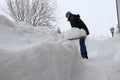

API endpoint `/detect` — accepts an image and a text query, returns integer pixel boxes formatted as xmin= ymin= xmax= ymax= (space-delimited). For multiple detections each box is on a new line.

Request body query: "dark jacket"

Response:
xmin=68 ymin=14 xmax=89 ymax=35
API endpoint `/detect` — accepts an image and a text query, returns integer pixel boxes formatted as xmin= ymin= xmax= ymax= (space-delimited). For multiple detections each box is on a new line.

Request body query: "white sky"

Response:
xmin=57 ymin=0 xmax=118 ymax=37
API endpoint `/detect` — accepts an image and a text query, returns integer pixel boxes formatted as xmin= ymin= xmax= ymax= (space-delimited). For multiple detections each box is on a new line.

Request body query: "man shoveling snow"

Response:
xmin=65 ymin=11 xmax=90 ymax=59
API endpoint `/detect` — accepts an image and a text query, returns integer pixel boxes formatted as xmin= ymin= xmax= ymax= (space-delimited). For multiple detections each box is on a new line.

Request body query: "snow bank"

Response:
xmin=0 ymin=14 xmax=60 ymax=49
xmin=0 ymin=14 xmax=83 ymax=80
xmin=1 ymin=14 xmax=120 ymax=80
xmin=96 ymin=36 xmax=120 ymax=61
xmin=0 ymin=41 xmax=83 ymax=80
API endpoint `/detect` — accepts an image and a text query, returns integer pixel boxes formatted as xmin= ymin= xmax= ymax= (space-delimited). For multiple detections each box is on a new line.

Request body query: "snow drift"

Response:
xmin=0 ymin=14 xmax=84 ymax=80
xmin=1 ymin=14 xmax=120 ymax=80
xmin=0 ymin=42 xmax=83 ymax=80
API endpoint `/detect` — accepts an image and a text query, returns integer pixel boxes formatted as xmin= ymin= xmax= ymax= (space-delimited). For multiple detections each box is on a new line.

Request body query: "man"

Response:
xmin=65 ymin=11 xmax=89 ymax=59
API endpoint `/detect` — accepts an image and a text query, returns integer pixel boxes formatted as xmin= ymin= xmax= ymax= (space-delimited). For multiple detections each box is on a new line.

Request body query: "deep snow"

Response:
xmin=0 ymin=14 xmax=120 ymax=80
xmin=0 ymin=14 xmax=83 ymax=80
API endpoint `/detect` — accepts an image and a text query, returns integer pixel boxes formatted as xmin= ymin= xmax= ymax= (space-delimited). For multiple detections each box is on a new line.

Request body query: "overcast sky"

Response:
xmin=57 ymin=0 xmax=117 ymax=37
xmin=0 ymin=0 xmax=118 ymax=37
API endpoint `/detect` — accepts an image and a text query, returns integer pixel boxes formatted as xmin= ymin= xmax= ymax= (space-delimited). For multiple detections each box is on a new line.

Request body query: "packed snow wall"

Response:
xmin=0 ymin=14 xmax=84 ymax=80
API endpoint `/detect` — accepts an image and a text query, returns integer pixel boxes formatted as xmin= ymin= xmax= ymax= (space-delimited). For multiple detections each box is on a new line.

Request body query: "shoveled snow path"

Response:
xmin=80 ymin=58 xmax=120 ymax=80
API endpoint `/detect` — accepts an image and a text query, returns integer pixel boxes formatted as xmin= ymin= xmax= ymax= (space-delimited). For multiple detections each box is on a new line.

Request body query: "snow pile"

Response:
xmin=0 ymin=14 xmax=83 ymax=80
xmin=63 ymin=28 xmax=86 ymax=39
xmin=1 ymin=14 xmax=120 ymax=80
xmin=96 ymin=36 xmax=120 ymax=61
xmin=0 ymin=42 xmax=83 ymax=80
xmin=79 ymin=35 xmax=120 ymax=80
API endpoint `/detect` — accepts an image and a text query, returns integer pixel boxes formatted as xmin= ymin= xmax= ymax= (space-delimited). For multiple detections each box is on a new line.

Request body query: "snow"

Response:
xmin=0 ymin=14 xmax=83 ymax=80
xmin=0 ymin=14 xmax=120 ymax=80
xmin=63 ymin=28 xmax=86 ymax=39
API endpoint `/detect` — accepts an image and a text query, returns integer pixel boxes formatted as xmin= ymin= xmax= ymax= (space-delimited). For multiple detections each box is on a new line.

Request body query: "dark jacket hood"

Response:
xmin=68 ymin=14 xmax=80 ymax=21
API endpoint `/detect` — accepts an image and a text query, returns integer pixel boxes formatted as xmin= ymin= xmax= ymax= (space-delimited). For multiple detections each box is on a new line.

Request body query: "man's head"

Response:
xmin=65 ymin=11 xmax=72 ymax=18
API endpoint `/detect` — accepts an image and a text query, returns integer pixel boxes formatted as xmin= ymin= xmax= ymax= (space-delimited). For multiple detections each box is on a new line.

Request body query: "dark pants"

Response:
xmin=79 ymin=37 xmax=88 ymax=59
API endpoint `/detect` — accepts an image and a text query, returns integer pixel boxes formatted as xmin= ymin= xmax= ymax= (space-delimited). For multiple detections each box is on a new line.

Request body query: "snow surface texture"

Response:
xmin=0 ymin=14 xmax=84 ymax=80
xmin=63 ymin=28 xmax=86 ymax=39
xmin=0 ymin=14 xmax=120 ymax=80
